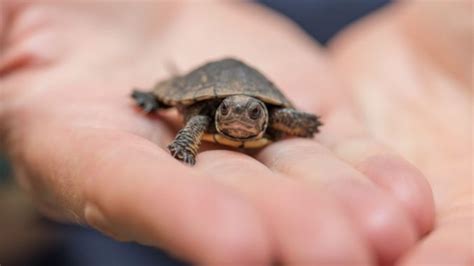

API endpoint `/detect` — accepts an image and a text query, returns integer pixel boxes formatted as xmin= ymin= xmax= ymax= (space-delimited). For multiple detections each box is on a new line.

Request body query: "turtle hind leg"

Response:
xmin=270 ymin=108 xmax=322 ymax=138
xmin=168 ymin=115 xmax=211 ymax=166
xmin=131 ymin=89 xmax=160 ymax=113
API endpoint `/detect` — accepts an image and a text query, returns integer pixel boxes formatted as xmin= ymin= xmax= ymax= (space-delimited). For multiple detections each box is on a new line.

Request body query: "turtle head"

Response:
xmin=215 ymin=95 xmax=268 ymax=140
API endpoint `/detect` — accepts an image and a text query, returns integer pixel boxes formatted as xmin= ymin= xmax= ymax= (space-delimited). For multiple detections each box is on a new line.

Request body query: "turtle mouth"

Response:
xmin=218 ymin=122 xmax=261 ymax=140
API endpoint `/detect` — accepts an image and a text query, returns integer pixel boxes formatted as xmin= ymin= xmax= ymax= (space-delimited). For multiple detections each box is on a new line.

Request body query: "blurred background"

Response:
xmin=0 ymin=1 xmax=389 ymax=265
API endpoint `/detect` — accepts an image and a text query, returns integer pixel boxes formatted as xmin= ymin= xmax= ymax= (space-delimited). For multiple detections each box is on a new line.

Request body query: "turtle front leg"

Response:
xmin=168 ymin=115 xmax=211 ymax=165
xmin=270 ymin=108 xmax=322 ymax=138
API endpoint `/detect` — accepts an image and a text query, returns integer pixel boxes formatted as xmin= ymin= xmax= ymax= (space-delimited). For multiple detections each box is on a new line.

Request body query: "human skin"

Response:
xmin=331 ymin=1 xmax=473 ymax=265
xmin=0 ymin=1 xmax=444 ymax=265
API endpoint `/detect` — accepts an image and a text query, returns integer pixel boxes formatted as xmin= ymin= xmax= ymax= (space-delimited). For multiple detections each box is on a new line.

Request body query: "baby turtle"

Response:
xmin=132 ymin=58 xmax=322 ymax=165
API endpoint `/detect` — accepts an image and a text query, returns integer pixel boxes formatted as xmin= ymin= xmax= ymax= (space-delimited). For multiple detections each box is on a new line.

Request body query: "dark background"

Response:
xmin=0 ymin=154 xmax=9 ymax=183
xmin=0 ymin=1 xmax=390 ymax=265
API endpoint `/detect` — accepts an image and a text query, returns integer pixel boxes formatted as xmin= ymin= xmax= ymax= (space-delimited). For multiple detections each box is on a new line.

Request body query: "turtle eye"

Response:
xmin=248 ymin=106 xmax=261 ymax=120
xmin=220 ymin=102 xmax=229 ymax=115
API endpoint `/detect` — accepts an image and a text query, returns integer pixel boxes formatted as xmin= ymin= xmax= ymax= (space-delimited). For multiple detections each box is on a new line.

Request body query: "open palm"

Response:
xmin=1 ymin=2 xmax=435 ymax=265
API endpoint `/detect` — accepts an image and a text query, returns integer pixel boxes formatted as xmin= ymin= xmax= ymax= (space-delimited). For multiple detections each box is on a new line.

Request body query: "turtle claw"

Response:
xmin=182 ymin=154 xmax=196 ymax=166
xmin=168 ymin=142 xmax=196 ymax=166
xmin=306 ymin=115 xmax=323 ymax=137
xmin=131 ymin=90 xmax=159 ymax=113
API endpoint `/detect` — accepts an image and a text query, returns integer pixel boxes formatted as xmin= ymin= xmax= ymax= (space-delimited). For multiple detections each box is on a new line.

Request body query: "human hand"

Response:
xmin=331 ymin=1 xmax=472 ymax=264
xmin=0 ymin=2 xmax=434 ymax=265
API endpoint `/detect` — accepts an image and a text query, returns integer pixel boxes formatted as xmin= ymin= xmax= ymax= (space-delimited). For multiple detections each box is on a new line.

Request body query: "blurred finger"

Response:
xmin=319 ymin=107 xmax=435 ymax=236
xmin=197 ymin=150 xmax=374 ymax=265
xmin=258 ymin=139 xmax=417 ymax=264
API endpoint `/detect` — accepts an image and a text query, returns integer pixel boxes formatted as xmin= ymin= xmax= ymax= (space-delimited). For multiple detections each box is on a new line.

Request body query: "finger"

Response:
xmin=196 ymin=150 xmax=374 ymax=265
xmin=321 ymin=108 xmax=435 ymax=236
xmin=258 ymin=139 xmax=417 ymax=264
xmin=397 ymin=218 xmax=473 ymax=265
xmin=15 ymin=126 xmax=271 ymax=265
xmin=324 ymin=16 xmax=437 ymax=237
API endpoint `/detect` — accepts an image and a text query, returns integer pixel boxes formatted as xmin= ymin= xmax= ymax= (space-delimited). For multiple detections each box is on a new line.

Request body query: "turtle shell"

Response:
xmin=152 ymin=58 xmax=293 ymax=108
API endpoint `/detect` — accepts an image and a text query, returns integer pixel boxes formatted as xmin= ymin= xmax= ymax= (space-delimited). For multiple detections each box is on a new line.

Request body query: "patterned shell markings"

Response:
xmin=152 ymin=58 xmax=293 ymax=107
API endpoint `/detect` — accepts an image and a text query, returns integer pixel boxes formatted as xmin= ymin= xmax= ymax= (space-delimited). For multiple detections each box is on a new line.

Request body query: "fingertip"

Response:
xmin=357 ymin=154 xmax=436 ymax=235
xmin=329 ymin=180 xmax=418 ymax=264
xmin=332 ymin=138 xmax=435 ymax=236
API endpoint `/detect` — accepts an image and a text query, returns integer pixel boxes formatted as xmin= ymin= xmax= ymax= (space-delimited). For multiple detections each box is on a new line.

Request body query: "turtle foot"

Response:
xmin=168 ymin=142 xmax=196 ymax=166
